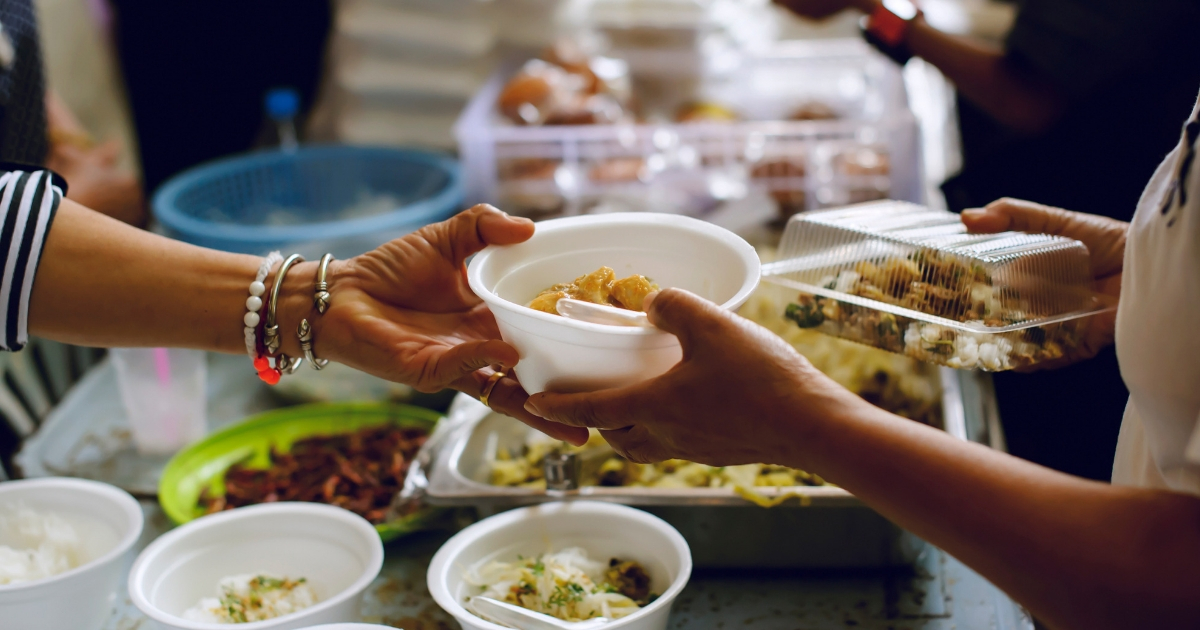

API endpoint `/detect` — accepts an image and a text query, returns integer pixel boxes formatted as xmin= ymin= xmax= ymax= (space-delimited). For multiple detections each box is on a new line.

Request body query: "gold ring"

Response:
xmin=480 ymin=371 xmax=506 ymax=408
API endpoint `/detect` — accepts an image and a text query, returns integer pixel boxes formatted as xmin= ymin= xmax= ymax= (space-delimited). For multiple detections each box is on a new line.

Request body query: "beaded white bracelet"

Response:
xmin=244 ymin=251 xmax=283 ymax=363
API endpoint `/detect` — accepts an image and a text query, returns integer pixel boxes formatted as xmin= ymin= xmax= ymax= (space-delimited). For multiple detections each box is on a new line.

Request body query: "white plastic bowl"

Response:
xmin=0 ymin=477 xmax=144 ymax=630
xmin=299 ymin=625 xmax=395 ymax=629
xmin=467 ymin=213 xmax=760 ymax=393
xmin=428 ymin=501 xmax=692 ymax=630
xmin=128 ymin=503 xmax=384 ymax=630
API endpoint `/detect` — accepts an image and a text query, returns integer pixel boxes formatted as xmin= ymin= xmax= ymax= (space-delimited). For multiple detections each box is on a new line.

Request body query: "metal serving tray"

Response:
xmin=409 ymin=367 xmax=1000 ymax=567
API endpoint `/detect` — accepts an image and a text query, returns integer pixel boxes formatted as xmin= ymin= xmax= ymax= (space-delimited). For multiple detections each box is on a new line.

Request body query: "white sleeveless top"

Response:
xmin=1111 ymin=92 xmax=1200 ymax=494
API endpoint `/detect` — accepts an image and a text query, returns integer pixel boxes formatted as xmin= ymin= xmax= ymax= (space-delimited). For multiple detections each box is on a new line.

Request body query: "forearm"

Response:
xmin=28 ymin=200 xmax=323 ymax=358
xmin=784 ymin=394 xmax=1200 ymax=629
xmin=905 ymin=18 xmax=1064 ymax=133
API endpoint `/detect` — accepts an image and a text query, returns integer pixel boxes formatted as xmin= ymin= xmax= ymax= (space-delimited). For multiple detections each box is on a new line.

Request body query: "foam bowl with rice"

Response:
xmin=467 ymin=212 xmax=760 ymax=394
xmin=428 ymin=501 xmax=692 ymax=630
xmin=0 ymin=477 xmax=144 ymax=630
xmin=128 ymin=502 xmax=383 ymax=630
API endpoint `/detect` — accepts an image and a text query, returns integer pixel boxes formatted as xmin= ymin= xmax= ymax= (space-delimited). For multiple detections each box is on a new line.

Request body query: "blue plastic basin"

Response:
xmin=153 ymin=145 xmax=463 ymax=257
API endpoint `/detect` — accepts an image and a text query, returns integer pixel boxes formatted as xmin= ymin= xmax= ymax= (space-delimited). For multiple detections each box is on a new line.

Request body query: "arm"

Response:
xmin=773 ymin=0 xmax=1067 ymax=134
xmin=44 ymin=90 xmax=146 ymax=226
xmin=21 ymin=191 xmax=580 ymax=441
xmin=527 ymin=289 xmax=1200 ymax=629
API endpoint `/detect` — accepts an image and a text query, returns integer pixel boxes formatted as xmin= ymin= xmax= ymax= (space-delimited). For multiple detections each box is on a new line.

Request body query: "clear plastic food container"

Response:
xmin=456 ymin=39 xmax=920 ymax=221
xmin=761 ymin=201 xmax=1116 ymax=371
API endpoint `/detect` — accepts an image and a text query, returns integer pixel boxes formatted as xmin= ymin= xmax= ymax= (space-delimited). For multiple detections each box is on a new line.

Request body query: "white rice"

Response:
xmin=0 ymin=503 xmax=88 ymax=585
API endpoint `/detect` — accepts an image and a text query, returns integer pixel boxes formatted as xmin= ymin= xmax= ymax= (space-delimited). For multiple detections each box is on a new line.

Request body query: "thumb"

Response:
xmin=643 ymin=288 xmax=729 ymax=356
xmin=425 ymin=339 xmax=519 ymax=390
xmin=443 ymin=204 xmax=535 ymax=266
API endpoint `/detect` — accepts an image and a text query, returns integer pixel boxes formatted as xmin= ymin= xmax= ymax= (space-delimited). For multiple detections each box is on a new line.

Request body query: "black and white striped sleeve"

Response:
xmin=0 ymin=168 xmax=65 ymax=352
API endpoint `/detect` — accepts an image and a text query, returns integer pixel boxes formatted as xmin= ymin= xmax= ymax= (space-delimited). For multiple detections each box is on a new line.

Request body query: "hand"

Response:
xmin=772 ymin=0 xmax=877 ymax=20
xmin=962 ymin=197 xmax=1128 ymax=369
xmin=46 ymin=140 xmax=146 ymax=227
xmin=524 ymin=289 xmax=868 ymax=465
xmin=316 ymin=204 xmax=586 ymax=444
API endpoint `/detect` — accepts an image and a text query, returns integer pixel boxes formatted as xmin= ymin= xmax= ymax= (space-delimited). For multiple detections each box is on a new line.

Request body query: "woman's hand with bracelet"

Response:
xmin=276 ymin=204 xmax=586 ymax=444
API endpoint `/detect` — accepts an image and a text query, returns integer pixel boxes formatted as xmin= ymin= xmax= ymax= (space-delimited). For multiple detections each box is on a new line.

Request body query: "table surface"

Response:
xmin=103 ymin=502 xmax=1034 ymax=630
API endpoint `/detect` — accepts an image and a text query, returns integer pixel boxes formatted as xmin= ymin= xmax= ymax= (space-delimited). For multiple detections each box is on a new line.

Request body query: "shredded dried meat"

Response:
xmin=199 ymin=425 xmax=428 ymax=524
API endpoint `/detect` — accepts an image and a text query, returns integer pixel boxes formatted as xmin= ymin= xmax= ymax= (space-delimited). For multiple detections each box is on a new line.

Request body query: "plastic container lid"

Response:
xmin=761 ymin=200 xmax=1114 ymax=371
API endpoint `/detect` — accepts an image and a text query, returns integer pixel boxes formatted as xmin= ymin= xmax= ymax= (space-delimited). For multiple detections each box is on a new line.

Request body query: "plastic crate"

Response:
xmin=153 ymin=145 xmax=462 ymax=258
xmin=455 ymin=39 xmax=922 ymax=220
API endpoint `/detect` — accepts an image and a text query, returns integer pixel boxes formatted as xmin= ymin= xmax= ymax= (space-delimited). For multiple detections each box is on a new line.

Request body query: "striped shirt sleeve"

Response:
xmin=0 ymin=168 xmax=64 ymax=352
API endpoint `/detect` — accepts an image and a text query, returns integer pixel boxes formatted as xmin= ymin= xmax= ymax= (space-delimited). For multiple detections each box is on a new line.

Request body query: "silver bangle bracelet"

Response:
xmin=299 ymin=253 xmax=334 ymax=370
xmin=265 ymin=253 xmax=305 ymax=375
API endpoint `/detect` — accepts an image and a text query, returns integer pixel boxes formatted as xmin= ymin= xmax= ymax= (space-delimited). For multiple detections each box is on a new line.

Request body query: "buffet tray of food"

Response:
xmin=404 ymin=357 xmax=992 ymax=569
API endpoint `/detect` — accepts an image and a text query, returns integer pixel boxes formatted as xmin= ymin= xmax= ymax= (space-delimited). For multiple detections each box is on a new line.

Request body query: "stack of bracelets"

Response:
xmin=242 ymin=252 xmax=334 ymax=384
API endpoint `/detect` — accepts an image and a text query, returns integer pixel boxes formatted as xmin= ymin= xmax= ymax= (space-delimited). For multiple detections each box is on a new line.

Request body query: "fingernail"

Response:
xmin=524 ymin=398 xmax=543 ymax=416
xmin=961 ymin=208 xmax=986 ymax=219
xmin=642 ymin=291 xmax=660 ymax=312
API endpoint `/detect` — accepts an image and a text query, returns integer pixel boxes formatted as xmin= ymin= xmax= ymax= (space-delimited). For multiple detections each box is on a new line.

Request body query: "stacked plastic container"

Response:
xmin=321 ymin=0 xmax=572 ymax=149
xmin=761 ymin=201 xmax=1114 ymax=371
xmin=456 ymin=37 xmax=920 ymax=220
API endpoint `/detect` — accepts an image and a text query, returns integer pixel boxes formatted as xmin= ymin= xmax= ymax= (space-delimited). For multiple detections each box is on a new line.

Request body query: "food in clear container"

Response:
xmin=740 ymin=275 xmax=941 ymax=426
xmin=465 ymin=547 xmax=655 ymax=621
xmin=835 ymin=147 xmax=890 ymax=176
xmin=762 ymin=201 xmax=1112 ymax=371
xmin=674 ymin=101 xmax=738 ymax=123
xmin=183 ymin=573 xmax=316 ymax=623
xmin=497 ymin=52 xmax=630 ymax=127
xmin=750 ymin=157 xmax=808 ymax=219
xmin=528 ymin=267 xmax=659 ymax=315
xmin=588 ymin=156 xmax=649 ymax=183
xmin=498 ymin=157 xmax=561 ymax=182
xmin=789 ymin=101 xmax=839 ymax=121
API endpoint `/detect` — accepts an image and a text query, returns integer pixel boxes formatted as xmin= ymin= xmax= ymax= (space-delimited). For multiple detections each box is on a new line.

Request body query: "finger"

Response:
xmin=962 ymin=198 xmax=1128 ymax=278
xmin=454 ymin=372 xmax=590 ymax=445
xmin=524 ymin=385 xmax=646 ymax=431
xmin=444 ymin=204 xmax=535 ymax=266
xmin=643 ymin=288 xmax=730 ymax=355
xmin=599 ymin=426 xmax=661 ymax=464
xmin=425 ymin=339 xmax=519 ymax=390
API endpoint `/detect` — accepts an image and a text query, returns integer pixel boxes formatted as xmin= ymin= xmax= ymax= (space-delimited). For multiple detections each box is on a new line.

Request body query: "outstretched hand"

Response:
xmin=962 ymin=198 xmax=1128 ymax=370
xmin=319 ymin=204 xmax=585 ymax=443
xmin=524 ymin=289 xmax=866 ymax=465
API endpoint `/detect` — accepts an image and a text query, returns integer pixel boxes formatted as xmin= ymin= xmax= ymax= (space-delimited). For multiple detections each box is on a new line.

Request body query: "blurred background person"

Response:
xmin=774 ymin=0 xmax=1200 ymax=482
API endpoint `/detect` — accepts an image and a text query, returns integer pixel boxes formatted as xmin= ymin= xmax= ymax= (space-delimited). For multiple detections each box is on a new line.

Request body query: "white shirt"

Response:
xmin=1111 ymin=93 xmax=1200 ymax=493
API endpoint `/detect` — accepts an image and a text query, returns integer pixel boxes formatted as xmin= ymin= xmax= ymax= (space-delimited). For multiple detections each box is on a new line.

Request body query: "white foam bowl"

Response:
xmin=0 ymin=478 xmax=144 ymax=630
xmin=428 ymin=501 xmax=692 ymax=630
xmin=128 ymin=503 xmax=383 ymax=630
xmin=299 ymin=625 xmax=394 ymax=630
xmin=468 ymin=213 xmax=760 ymax=394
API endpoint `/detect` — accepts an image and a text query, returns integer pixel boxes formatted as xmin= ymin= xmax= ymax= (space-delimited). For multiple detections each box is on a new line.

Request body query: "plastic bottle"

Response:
xmin=264 ymin=87 xmax=300 ymax=152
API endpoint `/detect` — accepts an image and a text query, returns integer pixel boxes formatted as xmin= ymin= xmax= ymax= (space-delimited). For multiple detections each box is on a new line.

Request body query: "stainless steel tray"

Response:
xmin=410 ymin=368 xmax=998 ymax=568
xmin=415 ymin=366 xmax=973 ymax=507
